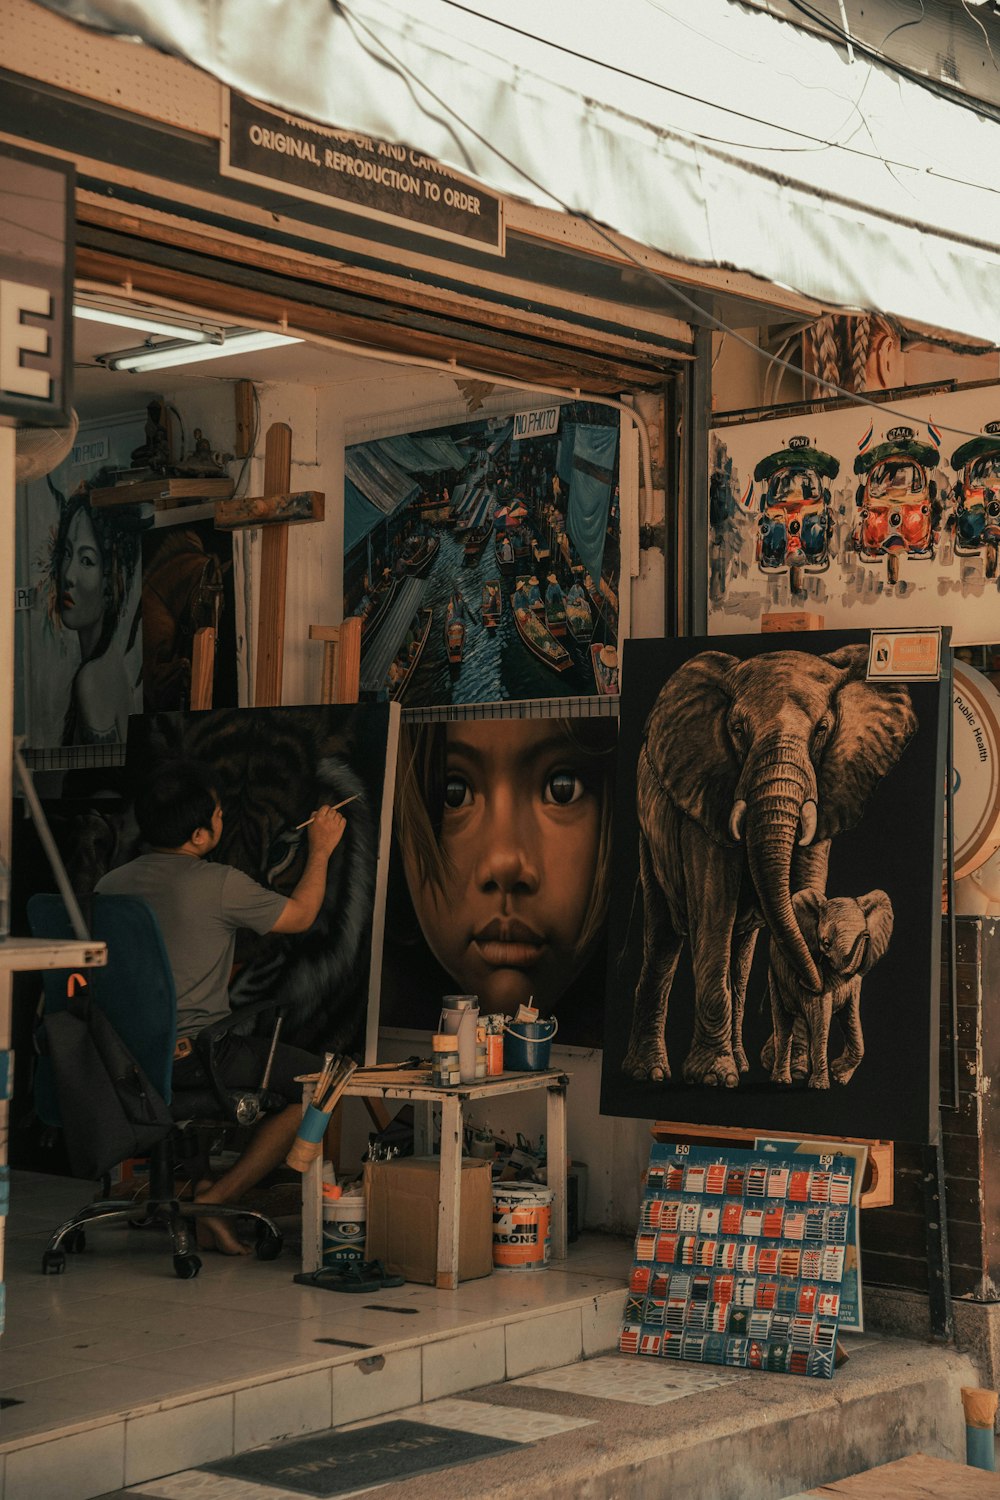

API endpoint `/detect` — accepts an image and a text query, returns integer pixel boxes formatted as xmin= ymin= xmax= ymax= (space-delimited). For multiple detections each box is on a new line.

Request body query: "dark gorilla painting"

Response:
xmin=601 ymin=631 xmax=948 ymax=1143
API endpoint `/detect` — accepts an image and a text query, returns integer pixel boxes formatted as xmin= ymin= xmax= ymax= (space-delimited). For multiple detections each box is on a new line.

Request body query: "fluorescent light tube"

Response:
xmin=105 ymin=330 xmax=302 ymax=374
xmin=74 ymin=305 xmax=217 ymax=342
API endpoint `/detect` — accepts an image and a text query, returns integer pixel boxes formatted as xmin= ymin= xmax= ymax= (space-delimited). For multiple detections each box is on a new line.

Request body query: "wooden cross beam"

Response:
xmin=309 ymin=617 xmax=362 ymax=704
xmin=214 ymin=422 xmax=324 ymax=708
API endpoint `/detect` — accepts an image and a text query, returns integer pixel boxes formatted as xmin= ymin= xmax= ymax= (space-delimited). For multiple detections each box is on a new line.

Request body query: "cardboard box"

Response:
xmin=760 ymin=611 xmax=825 ymax=632
xmin=364 ymin=1156 xmax=493 ymax=1285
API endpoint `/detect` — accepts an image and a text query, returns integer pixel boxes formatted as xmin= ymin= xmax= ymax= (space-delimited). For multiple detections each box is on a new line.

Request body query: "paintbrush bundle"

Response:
xmin=285 ymin=1054 xmax=358 ymax=1173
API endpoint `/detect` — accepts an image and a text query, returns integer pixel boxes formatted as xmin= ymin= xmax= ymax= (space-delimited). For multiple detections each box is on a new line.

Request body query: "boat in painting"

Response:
xmin=590 ymin=642 xmax=619 ymax=695
xmin=400 ymin=533 xmax=441 ymax=577
xmin=495 ymin=530 xmax=517 ymax=574
xmin=354 ymin=574 xmax=397 ymax=642
xmin=512 ymin=599 xmax=572 ymax=673
xmin=445 ymin=601 xmax=467 ymax=664
xmin=543 ymin=577 xmax=567 ymax=638
xmin=565 ymin=585 xmax=594 ymax=644
xmin=464 ymin=521 xmax=492 ymax=559
xmin=386 ymin=607 xmax=433 ymax=701
xmin=481 ymin=580 xmax=503 ymax=630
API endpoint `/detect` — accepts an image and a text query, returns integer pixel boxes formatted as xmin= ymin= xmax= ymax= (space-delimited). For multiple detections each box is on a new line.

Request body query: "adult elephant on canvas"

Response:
xmin=621 ymin=643 xmax=915 ymax=1088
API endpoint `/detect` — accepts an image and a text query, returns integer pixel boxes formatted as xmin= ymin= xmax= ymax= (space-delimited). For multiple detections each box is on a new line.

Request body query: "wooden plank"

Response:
xmin=334 ymin=615 xmax=361 ymax=704
xmin=74 ymin=244 xmax=672 ymax=394
xmin=804 ymin=1452 xmax=1000 ymax=1497
xmin=436 ymin=1094 xmax=463 ymax=1290
xmin=75 ymin=218 xmax=689 ymax=383
xmin=91 ymin=476 xmax=234 ymax=508
xmin=215 ymin=489 xmax=324 ymax=530
xmin=189 ymin=626 xmax=215 ymax=711
xmin=253 ymin=422 xmax=292 ymax=709
xmin=234 ymin=379 xmax=255 ymax=459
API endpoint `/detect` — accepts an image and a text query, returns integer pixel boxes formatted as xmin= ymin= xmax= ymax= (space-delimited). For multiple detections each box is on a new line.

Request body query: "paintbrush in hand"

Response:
xmin=295 ymin=794 xmax=360 ymax=830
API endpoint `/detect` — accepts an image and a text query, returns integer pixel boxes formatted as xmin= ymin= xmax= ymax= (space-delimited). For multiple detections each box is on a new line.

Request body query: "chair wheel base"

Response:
xmin=255 ymin=1226 xmax=283 ymax=1261
xmin=173 ymin=1252 xmax=202 ymax=1279
xmin=65 ymin=1228 xmax=86 ymax=1254
xmin=41 ymin=1250 xmax=66 ymax=1275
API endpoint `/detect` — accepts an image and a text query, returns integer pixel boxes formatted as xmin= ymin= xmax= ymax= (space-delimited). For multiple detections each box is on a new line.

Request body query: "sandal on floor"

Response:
xmin=293 ymin=1259 xmax=405 ymax=1292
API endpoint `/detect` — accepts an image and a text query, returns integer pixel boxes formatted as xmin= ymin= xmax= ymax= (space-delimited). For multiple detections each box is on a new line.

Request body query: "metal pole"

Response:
xmin=0 ymin=423 xmax=15 ymax=1310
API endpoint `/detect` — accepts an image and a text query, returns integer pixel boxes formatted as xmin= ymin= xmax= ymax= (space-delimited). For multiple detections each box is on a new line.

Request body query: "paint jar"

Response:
xmin=322 ymin=1187 xmax=366 ymax=1268
xmin=431 ymin=1033 xmax=461 ymax=1088
xmin=475 ymin=1042 xmax=488 ymax=1079
xmin=439 ymin=995 xmax=480 ymax=1082
xmin=479 ymin=1019 xmax=505 ymax=1076
xmin=491 ymin=1184 xmax=554 ymax=1271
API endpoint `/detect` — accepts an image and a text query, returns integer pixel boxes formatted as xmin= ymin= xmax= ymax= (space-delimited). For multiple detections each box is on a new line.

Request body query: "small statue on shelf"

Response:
xmin=129 ymin=398 xmax=171 ymax=476
xmin=174 ymin=428 xmax=229 ymax=478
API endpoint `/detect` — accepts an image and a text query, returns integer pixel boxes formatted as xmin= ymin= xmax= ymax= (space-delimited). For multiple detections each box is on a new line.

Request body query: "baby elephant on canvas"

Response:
xmin=769 ymin=889 xmax=894 ymax=1089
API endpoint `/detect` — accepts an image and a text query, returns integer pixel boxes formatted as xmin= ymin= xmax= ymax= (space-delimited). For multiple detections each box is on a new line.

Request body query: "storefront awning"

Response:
xmin=33 ymin=0 xmax=1000 ymax=345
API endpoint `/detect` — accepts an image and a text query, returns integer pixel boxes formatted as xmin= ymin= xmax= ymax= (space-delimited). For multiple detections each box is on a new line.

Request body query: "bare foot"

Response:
xmin=193 ymin=1179 xmax=252 ymax=1256
xmin=195 ymin=1214 xmax=252 ymax=1255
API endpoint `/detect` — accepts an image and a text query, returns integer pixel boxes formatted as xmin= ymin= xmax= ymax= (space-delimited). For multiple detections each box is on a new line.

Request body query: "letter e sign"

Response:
xmin=0 ymin=280 xmax=53 ymax=400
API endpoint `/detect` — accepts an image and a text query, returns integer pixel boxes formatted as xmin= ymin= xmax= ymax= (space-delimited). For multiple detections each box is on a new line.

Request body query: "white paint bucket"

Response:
xmin=322 ymin=1190 xmax=366 ymax=1268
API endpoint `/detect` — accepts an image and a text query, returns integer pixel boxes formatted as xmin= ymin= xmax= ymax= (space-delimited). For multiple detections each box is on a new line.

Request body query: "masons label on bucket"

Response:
xmin=492 ymin=1184 xmax=553 ymax=1271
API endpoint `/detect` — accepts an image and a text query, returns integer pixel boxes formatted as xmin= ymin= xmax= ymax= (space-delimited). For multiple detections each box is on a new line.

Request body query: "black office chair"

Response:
xmin=29 ymin=893 xmax=287 ymax=1279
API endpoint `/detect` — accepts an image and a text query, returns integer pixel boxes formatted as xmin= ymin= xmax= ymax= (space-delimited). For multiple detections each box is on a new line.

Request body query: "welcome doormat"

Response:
xmin=204 ymin=1418 xmax=520 ymax=1496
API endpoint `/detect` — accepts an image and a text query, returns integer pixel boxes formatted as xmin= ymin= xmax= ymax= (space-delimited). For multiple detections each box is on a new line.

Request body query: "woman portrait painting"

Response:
xmin=40 ymin=483 xmax=143 ymax=747
xmin=381 ymin=714 xmax=617 ymax=1045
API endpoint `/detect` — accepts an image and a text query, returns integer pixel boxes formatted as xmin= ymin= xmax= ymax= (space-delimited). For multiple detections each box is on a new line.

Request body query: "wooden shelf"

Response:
xmin=0 ymin=937 xmax=107 ymax=972
xmin=90 ymin=477 xmax=234 ymax=510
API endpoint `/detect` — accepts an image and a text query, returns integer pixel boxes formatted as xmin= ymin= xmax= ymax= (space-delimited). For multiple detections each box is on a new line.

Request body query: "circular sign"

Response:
xmin=952 ymin=660 xmax=1000 ymax=879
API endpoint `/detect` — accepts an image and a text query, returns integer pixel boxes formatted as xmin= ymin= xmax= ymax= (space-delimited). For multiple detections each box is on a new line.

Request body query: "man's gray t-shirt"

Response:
xmin=96 ymin=853 xmax=288 ymax=1033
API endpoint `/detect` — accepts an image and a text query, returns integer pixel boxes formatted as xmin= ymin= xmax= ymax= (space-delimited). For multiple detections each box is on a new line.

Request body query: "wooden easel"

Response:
xmin=310 ymin=617 xmax=362 ymax=703
xmin=215 ymin=422 xmax=324 ymax=707
xmin=189 ymin=628 xmax=216 ymax=711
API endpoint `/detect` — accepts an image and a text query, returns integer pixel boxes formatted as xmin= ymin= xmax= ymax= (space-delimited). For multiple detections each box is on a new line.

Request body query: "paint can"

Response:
xmin=502 ymin=1017 xmax=557 ymax=1072
xmin=322 ymin=1187 xmax=366 ymax=1268
xmin=491 ymin=1183 xmax=553 ymax=1271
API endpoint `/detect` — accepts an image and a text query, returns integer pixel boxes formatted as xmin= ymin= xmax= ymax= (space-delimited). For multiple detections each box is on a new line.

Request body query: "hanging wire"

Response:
xmin=336 ymin=0 xmax=998 ymax=441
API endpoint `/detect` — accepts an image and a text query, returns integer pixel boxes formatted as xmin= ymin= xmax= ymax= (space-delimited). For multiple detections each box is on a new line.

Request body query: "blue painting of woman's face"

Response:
xmin=59 ymin=509 xmax=104 ymax=634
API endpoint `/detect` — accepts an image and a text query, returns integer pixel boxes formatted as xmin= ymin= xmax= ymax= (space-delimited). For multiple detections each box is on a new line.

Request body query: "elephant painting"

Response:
xmin=767 ymin=888 xmax=894 ymax=1089
xmin=621 ymin=643 xmax=916 ymax=1090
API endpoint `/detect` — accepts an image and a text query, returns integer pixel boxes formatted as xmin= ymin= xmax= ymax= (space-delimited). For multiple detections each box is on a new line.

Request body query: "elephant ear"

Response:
xmin=858 ymin=889 xmax=894 ymax=971
xmin=645 ymin=651 xmax=739 ymax=841
xmin=815 ymin=646 xmax=917 ymax=839
xmin=791 ymin=888 xmax=824 ymax=956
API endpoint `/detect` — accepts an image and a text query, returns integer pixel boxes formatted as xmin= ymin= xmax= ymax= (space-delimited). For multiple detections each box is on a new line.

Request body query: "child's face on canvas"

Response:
xmin=403 ymin=719 xmax=602 ymax=1014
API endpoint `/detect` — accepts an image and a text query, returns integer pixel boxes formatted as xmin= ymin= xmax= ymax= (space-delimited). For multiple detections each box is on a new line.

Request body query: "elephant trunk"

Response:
xmin=742 ymin=743 xmax=822 ymax=993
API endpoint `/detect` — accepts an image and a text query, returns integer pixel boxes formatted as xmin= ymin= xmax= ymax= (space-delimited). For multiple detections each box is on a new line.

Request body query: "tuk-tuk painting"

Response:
xmin=709 ymin=385 xmax=1000 ymax=643
xmin=751 ymin=436 xmax=839 ymax=595
xmin=852 ymin=426 xmax=942 ymax=586
xmin=950 ymin=423 xmax=1000 ymax=579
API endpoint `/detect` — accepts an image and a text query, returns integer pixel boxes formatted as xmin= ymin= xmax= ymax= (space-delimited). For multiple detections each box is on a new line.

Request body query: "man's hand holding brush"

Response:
xmin=271 ymin=802 xmax=348 ymax=935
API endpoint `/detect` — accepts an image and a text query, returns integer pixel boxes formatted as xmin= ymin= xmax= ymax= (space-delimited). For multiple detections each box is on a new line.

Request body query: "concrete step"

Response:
xmin=329 ymin=1334 xmax=981 ymax=1500
xmin=95 ymin=1334 xmax=981 ymax=1500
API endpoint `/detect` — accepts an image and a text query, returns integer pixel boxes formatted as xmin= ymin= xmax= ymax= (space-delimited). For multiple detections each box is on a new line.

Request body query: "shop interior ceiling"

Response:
xmin=71 ymin=307 xmax=408 ymax=420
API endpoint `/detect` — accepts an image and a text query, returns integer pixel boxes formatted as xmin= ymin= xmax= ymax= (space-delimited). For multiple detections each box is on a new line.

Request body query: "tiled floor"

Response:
xmin=0 ymin=1170 xmax=631 ymax=1500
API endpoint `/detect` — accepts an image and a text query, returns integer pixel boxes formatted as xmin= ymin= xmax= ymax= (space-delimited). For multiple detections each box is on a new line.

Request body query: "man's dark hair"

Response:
xmin=134 ymin=761 xmax=218 ymax=849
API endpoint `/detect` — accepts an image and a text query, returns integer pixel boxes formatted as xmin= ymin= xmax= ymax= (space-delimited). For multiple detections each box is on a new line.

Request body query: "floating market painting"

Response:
xmin=343 ymin=402 xmax=622 ymax=705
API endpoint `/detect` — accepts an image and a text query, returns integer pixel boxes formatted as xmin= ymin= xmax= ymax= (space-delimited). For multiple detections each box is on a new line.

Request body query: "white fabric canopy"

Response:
xmin=33 ymin=0 xmax=1000 ymax=343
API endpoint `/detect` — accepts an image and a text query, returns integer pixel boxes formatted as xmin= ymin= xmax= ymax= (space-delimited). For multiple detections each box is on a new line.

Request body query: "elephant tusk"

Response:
xmin=798 ymin=799 xmax=818 ymax=847
xmin=729 ymin=799 xmax=747 ymax=843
